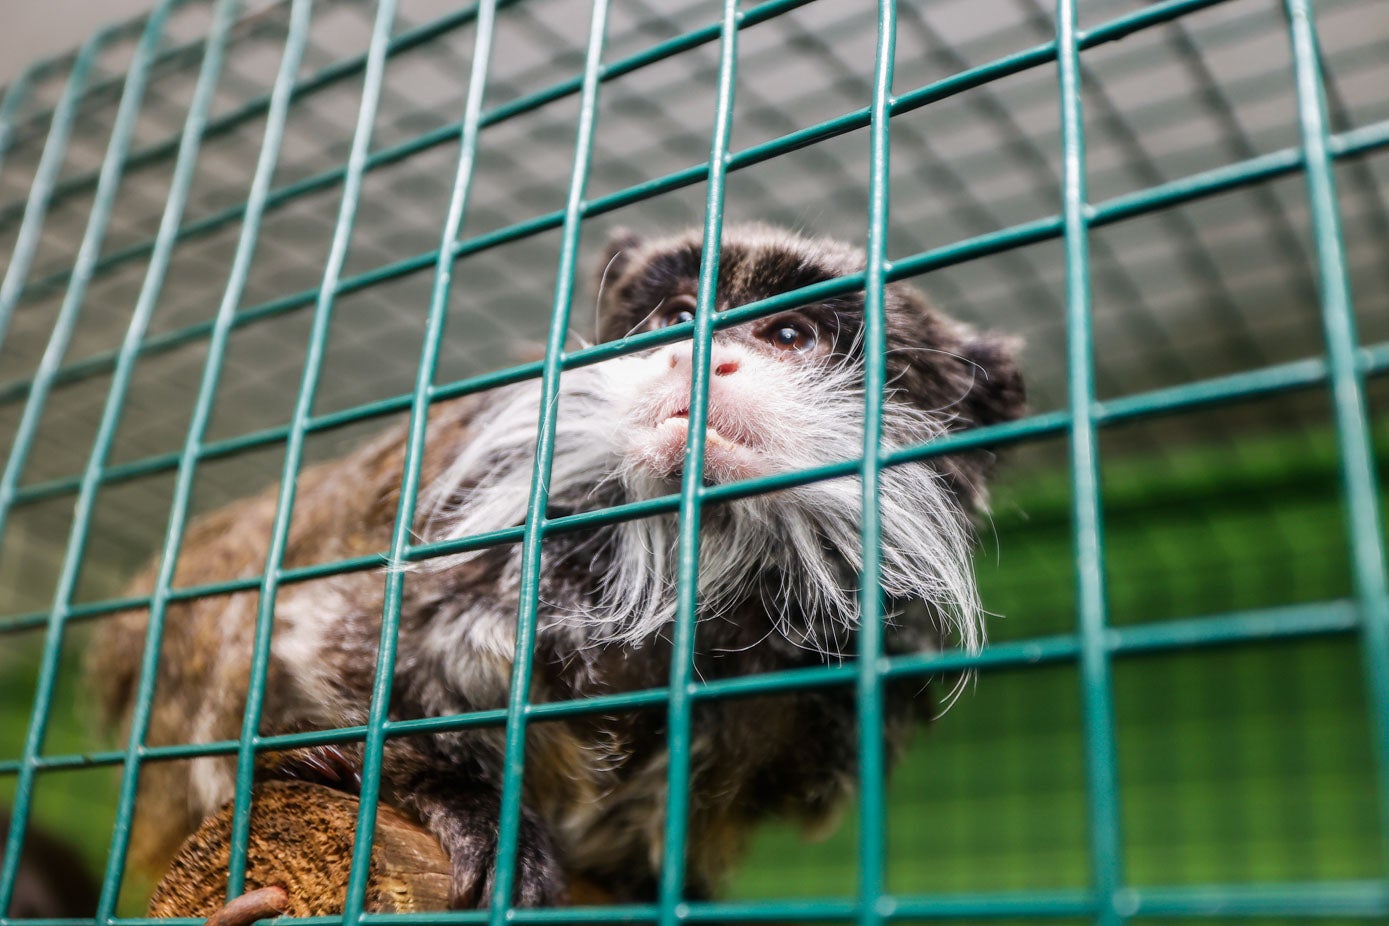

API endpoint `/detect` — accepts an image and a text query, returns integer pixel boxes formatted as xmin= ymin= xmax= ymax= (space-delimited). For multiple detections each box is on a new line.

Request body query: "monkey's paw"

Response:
xmin=444 ymin=804 xmax=567 ymax=908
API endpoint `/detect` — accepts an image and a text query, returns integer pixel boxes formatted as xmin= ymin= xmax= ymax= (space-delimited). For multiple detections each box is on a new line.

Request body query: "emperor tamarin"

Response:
xmin=90 ymin=224 xmax=1025 ymax=907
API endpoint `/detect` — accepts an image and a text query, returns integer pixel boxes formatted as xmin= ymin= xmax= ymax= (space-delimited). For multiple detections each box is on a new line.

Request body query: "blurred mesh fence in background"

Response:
xmin=0 ymin=0 xmax=1385 ymax=920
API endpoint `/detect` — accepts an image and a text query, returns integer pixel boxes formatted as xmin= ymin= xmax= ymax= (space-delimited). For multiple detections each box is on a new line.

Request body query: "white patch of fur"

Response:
xmin=418 ymin=345 xmax=982 ymax=658
xmin=418 ymin=600 xmax=518 ymax=709
xmin=189 ymin=715 xmax=234 ymax=819
xmin=273 ymin=590 xmax=345 ymax=716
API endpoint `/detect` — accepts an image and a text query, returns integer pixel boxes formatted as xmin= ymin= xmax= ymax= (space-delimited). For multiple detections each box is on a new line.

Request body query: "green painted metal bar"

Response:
xmin=856 ymin=2 xmax=895 ymax=926
xmin=0 ymin=0 xmax=1273 ymax=414
xmin=94 ymin=0 xmax=312 ymax=913
xmin=222 ymin=0 xmax=396 ymax=899
xmin=0 ymin=0 xmax=500 ymax=232
xmin=0 ymin=9 xmax=184 ymax=541
xmin=340 ymin=0 xmax=498 ymax=921
xmin=1056 ymin=2 xmax=1124 ymax=925
xmin=6 ymin=876 xmax=1389 ymax=926
xmin=14 ymin=0 xmax=529 ymax=315
xmin=1 ymin=335 xmax=1386 ymax=640
xmin=0 ymin=2 xmax=1383 ymax=916
xmin=4 ymin=98 xmax=1387 ymax=441
xmin=0 ymin=1 xmax=181 ymax=915
xmin=8 ymin=0 xmax=811 ymax=316
xmin=0 ymin=0 xmax=1222 ymax=239
xmin=0 ymin=28 xmax=109 ymax=354
xmin=0 ymin=0 xmax=813 ymax=399
xmin=0 ymin=64 xmax=41 ymax=187
xmin=29 ymin=0 xmax=240 ymax=915
xmin=15 ymin=878 xmax=1387 ymax=926
xmin=0 ymin=0 xmax=203 ymax=154
xmin=11 ymin=145 xmax=1389 ymax=514
xmin=0 ymin=597 xmax=1366 ymax=782
xmin=1118 ymin=880 xmax=1389 ymax=918
xmin=656 ymin=0 xmax=738 ymax=919
xmin=488 ymin=0 xmax=612 ymax=915
xmin=1281 ymin=0 xmax=1389 ymax=874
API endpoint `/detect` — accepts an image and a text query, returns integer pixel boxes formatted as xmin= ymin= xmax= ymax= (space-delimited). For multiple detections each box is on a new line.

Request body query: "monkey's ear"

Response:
xmin=595 ymin=227 xmax=644 ymax=292
xmin=960 ymin=333 xmax=1026 ymax=429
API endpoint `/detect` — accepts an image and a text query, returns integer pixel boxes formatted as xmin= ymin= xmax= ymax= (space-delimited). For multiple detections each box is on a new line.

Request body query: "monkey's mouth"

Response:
xmin=658 ymin=413 xmax=739 ymax=453
xmin=634 ymin=411 xmax=761 ymax=482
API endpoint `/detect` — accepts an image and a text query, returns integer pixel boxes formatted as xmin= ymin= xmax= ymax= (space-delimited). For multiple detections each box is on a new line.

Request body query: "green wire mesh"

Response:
xmin=0 ymin=0 xmax=1386 ymax=922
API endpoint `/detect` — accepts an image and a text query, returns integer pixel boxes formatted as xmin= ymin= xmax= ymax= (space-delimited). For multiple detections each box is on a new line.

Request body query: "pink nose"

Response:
xmin=666 ymin=343 xmax=741 ymax=377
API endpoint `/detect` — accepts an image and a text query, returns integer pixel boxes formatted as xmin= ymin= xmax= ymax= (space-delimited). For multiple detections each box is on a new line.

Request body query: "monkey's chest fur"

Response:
xmin=91 ymin=397 xmax=921 ymax=902
xmin=304 ymin=550 xmax=883 ymax=901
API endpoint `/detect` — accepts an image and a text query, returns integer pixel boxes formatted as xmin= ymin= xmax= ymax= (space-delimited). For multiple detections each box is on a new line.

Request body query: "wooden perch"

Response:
xmin=149 ymin=781 xmax=452 ymax=917
xmin=149 ymin=781 xmax=616 ymax=918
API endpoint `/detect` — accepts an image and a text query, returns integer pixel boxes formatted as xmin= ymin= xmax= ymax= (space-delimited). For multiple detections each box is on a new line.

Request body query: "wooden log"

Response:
xmin=149 ymin=781 xmax=451 ymax=917
xmin=149 ymin=781 xmax=616 ymax=917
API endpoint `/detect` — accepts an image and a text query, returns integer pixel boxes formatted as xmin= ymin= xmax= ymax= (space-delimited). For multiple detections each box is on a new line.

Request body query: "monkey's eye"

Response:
xmin=656 ymin=296 xmax=698 ymax=328
xmin=763 ymin=317 xmax=819 ymax=354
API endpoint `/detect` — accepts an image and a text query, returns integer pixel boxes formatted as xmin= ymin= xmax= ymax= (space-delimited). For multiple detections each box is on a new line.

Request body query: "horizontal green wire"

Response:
xmin=0 ymin=337 xmax=1383 ymax=638
xmin=0 ymin=0 xmax=202 ymax=144
xmin=7 ymin=97 xmax=1389 ymax=514
xmin=11 ymin=0 xmax=1319 ymax=354
xmin=2 ymin=878 xmax=1384 ymax=926
xmin=0 ymin=598 xmax=1360 ymax=776
xmin=0 ymin=0 xmax=502 ymax=232
xmin=5 ymin=0 xmax=814 ymax=319
xmin=0 ymin=0 xmax=1281 ymax=411
xmin=2 ymin=103 xmax=1383 ymax=467
xmin=0 ymin=26 xmax=111 ymax=355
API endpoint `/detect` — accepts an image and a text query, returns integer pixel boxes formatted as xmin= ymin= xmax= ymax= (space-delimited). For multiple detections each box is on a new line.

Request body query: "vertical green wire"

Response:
xmin=657 ymin=0 xmax=737 ymax=921
xmin=0 ymin=30 xmax=109 ymax=365
xmin=0 ymin=1 xmax=177 ymax=544
xmin=1281 ymin=0 xmax=1389 ymax=873
xmin=98 ymin=0 xmax=311 ymax=906
xmin=856 ymin=1 xmax=894 ymax=924
xmin=0 ymin=65 xmax=41 ymax=201
xmin=489 ymin=0 xmax=610 ymax=919
xmin=341 ymin=2 xmax=498 ymax=922
xmin=0 ymin=2 xmax=179 ymax=916
xmin=84 ymin=0 xmax=252 ymax=914
xmin=1057 ymin=2 xmax=1124 ymax=925
xmin=224 ymin=0 xmax=396 ymax=899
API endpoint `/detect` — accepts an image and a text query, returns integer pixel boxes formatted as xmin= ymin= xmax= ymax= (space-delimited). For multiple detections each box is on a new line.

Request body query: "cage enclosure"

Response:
xmin=0 ymin=0 xmax=1386 ymax=923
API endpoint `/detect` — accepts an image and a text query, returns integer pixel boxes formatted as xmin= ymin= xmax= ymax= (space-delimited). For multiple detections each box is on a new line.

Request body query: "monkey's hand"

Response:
xmin=414 ymin=789 xmax=567 ymax=908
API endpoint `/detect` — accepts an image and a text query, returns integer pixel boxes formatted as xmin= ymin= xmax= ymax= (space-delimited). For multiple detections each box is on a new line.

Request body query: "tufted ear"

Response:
xmin=594 ymin=227 xmax=644 ymax=297
xmin=958 ymin=332 xmax=1026 ymax=430
xmin=931 ymin=331 xmax=1025 ymax=512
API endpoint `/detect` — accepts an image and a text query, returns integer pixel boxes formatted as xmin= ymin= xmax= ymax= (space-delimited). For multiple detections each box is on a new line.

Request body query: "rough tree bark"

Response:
xmin=149 ymin=781 xmax=452 ymax=917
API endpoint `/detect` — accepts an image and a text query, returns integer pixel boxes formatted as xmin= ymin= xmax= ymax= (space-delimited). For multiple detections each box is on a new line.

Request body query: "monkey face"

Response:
xmin=616 ymin=321 xmax=863 ymax=485
xmin=421 ymin=224 xmax=1022 ymax=653
xmin=594 ymin=224 xmax=1026 ymax=503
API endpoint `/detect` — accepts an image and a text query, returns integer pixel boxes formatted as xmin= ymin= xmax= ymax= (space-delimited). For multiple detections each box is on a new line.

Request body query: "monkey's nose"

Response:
xmin=665 ymin=344 xmax=741 ymax=377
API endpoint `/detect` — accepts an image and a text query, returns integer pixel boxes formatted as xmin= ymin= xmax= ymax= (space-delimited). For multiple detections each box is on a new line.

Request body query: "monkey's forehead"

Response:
xmin=619 ymin=225 xmax=866 ymax=302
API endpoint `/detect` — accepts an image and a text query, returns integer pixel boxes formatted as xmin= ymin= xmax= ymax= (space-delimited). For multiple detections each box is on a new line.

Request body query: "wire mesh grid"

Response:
xmin=0 ymin=0 xmax=1385 ymax=921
